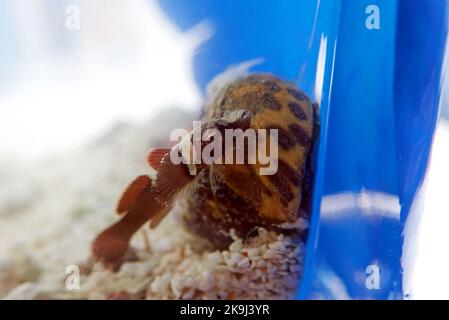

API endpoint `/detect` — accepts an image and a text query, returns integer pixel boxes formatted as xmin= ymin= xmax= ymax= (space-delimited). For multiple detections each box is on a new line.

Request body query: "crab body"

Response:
xmin=179 ymin=74 xmax=316 ymax=248
xmin=92 ymin=73 xmax=317 ymax=268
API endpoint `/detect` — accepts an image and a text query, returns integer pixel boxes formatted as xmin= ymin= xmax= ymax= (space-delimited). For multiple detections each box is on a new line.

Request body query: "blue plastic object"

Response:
xmin=157 ymin=0 xmax=448 ymax=299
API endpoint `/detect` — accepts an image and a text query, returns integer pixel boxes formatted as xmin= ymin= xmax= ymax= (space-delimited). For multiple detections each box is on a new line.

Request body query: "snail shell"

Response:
xmin=179 ymin=74 xmax=316 ymax=248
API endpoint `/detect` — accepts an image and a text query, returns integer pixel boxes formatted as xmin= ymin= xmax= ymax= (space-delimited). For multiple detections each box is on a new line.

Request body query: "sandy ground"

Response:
xmin=1 ymin=107 xmax=446 ymax=299
xmin=0 ymin=109 xmax=306 ymax=300
xmin=0 ymin=109 xmax=191 ymax=297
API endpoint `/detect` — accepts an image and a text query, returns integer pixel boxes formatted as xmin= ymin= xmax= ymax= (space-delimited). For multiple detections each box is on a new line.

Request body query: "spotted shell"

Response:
xmin=179 ymin=74 xmax=316 ymax=248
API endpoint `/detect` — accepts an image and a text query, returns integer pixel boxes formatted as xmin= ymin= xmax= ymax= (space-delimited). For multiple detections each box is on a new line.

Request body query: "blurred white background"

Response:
xmin=0 ymin=0 xmax=207 ymax=160
xmin=0 ymin=0 xmax=448 ymax=300
xmin=412 ymin=119 xmax=449 ymax=299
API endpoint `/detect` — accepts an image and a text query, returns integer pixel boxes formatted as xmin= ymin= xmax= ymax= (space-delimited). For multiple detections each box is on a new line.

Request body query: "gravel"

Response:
xmin=0 ymin=109 xmax=307 ymax=300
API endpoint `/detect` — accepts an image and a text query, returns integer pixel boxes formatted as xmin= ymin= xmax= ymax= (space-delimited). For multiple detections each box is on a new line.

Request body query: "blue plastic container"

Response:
xmin=158 ymin=0 xmax=448 ymax=299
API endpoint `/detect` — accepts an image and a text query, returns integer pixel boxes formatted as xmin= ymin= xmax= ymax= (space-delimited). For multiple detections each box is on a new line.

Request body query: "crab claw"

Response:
xmin=91 ymin=150 xmax=197 ymax=270
xmin=91 ymin=175 xmax=168 ymax=270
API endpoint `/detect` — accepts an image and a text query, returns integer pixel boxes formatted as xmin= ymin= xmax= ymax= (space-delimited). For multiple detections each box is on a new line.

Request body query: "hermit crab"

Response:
xmin=92 ymin=73 xmax=318 ymax=270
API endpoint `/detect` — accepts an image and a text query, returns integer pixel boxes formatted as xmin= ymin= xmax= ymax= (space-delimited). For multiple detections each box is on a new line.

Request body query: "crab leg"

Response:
xmin=92 ymin=153 xmax=195 ymax=270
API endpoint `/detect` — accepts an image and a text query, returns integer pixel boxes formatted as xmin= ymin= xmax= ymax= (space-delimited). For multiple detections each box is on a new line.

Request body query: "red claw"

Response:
xmin=116 ymin=175 xmax=151 ymax=215
xmin=147 ymin=148 xmax=171 ymax=171
xmin=92 ymin=150 xmax=196 ymax=271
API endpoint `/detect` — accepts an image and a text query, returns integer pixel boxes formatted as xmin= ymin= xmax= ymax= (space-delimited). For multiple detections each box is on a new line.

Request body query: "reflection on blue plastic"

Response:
xmin=157 ymin=0 xmax=321 ymax=95
xmin=304 ymin=0 xmax=402 ymax=299
xmin=157 ymin=0 xmax=448 ymax=299
xmin=304 ymin=0 xmax=448 ymax=299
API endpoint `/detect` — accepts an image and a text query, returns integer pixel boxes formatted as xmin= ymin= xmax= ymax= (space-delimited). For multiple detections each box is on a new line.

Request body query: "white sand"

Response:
xmin=0 ymin=109 xmax=306 ymax=300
